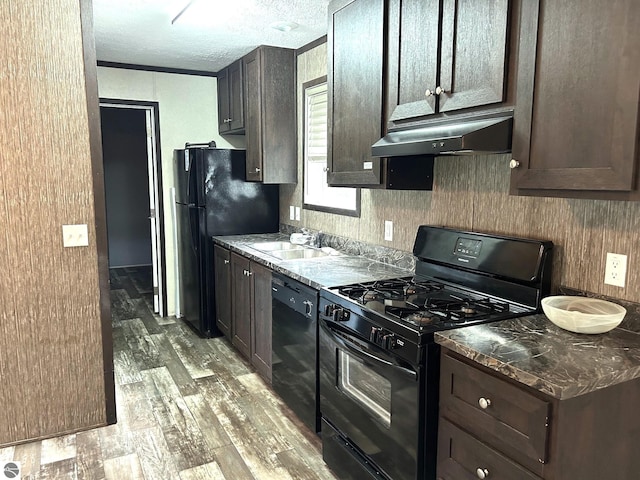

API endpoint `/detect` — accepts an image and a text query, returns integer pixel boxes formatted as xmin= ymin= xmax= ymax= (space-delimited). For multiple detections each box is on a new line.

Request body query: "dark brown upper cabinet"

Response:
xmin=217 ymin=59 xmax=244 ymax=134
xmin=510 ymin=0 xmax=640 ymax=200
xmin=243 ymin=46 xmax=296 ymax=183
xmin=386 ymin=0 xmax=511 ymax=128
xmin=327 ymin=0 xmax=386 ymax=187
xmin=327 ymin=0 xmax=508 ymax=189
xmin=327 ymin=0 xmax=435 ymax=189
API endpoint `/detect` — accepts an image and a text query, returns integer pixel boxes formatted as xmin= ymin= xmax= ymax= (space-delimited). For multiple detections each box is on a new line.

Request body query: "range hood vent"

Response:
xmin=371 ymin=113 xmax=513 ymax=157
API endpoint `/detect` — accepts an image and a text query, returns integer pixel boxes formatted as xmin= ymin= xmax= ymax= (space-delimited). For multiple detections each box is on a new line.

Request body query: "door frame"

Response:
xmin=99 ymin=98 xmax=167 ymax=317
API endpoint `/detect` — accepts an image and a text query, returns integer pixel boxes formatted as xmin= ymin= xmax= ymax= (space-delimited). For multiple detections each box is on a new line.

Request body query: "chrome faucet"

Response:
xmin=299 ymin=228 xmax=322 ymax=248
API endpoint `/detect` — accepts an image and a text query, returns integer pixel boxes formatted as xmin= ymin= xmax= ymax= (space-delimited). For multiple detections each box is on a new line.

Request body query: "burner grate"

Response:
xmin=338 ymin=278 xmax=444 ymax=304
xmin=386 ymin=295 xmax=510 ymax=326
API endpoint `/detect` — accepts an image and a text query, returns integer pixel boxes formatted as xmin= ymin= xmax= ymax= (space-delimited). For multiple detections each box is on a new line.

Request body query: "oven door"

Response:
xmin=319 ymin=317 xmax=422 ymax=480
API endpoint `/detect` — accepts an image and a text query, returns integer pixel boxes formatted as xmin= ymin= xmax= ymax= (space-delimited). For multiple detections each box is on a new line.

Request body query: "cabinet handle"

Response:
xmin=476 ymin=468 xmax=489 ymax=479
xmin=509 ymin=159 xmax=520 ymax=169
xmin=224 ymin=259 xmax=230 ymax=264
xmin=478 ymin=397 xmax=492 ymax=409
xmin=247 ymin=271 xmax=253 ymax=276
xmin=227 ymin=118 xmax=232 ymax=122
xmin=242 ymin=269 xmax=248 ymax=276
xmin=425 ymin=87 xmax=446 ymax=97
xmin=323 ymin=166 xmax=329 ymax=172
xmin=255 ymin=167 xmax=261 ymax=173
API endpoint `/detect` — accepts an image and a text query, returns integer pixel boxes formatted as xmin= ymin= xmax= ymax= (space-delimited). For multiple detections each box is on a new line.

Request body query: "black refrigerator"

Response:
xmin=173 ymin=146 xmax=279 ymax=337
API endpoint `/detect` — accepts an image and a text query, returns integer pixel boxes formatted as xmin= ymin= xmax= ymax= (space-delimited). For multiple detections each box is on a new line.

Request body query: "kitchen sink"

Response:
xmin=268 ymin=248 xmax=330 ymax=260
xmin=248 ymin=241 xmax=304 ymax=251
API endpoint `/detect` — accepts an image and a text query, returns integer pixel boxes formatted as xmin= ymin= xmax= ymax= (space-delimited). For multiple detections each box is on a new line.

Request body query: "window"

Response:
xmin=303 ymin=78 xmax=359 ymax=216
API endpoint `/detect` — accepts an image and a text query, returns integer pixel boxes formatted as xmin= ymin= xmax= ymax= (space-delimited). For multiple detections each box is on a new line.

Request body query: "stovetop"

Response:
xmin=320 ymin=225 xmax=553 ymax=345
xmin=325 ymin=276 xmax=532 ymax=334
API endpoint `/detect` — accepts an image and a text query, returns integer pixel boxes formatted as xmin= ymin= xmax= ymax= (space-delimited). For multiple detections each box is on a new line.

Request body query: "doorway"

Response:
xmin=99 ymin=99 xmax=166 ymax=317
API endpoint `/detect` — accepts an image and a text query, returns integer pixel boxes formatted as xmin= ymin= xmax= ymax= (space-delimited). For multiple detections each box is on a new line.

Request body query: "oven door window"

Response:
xmin=338 ymin=350 xmax=391 ymax=428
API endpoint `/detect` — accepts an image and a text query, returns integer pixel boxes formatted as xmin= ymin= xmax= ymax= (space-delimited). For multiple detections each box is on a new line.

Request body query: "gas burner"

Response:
xmin=385 ymin=294 xmax=511 ymax=325
xmin=405 ymin=312 xmax=437 ymax=326
xmin=404 ymin=280 xmax=444 ymax=296
xmin=340 ymin=279 xmax=414 ymax=303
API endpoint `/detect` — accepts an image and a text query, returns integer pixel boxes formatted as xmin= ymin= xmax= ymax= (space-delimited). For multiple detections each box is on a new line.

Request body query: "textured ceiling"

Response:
xmin=92 ymin=0 xmax=330 ymax=72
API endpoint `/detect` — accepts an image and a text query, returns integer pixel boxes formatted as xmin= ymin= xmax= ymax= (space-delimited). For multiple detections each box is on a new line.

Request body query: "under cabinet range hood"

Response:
xmin=371 ymin=113 xmax=513 ymax=157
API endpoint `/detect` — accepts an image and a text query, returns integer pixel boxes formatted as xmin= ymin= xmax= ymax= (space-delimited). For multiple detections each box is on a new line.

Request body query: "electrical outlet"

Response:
xmin=384 ymin=220 xmax=393 ymax=241
xmin=62 ymin=224 xmax=89 ymax=248
xmin=295 ymin=207 xmax=301 ymax=221
xmin=289 ymin=205 xmax=295 ymax=220
xmin=604 ymin=252 xmax=627 ymax=287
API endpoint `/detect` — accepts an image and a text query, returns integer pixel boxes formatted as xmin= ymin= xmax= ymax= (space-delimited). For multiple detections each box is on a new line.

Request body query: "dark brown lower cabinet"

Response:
xmin=250 ymin=262 xmax=272 ymax=381
xmin=231 ymin=253 xmax=251 ymax=358
xmin=213 ymin=245 xmax=231 ymax=338
xmin=229 ymin=251 xmax=272 ymax=381
xmin=438 ymin=348 xmax=640 ymax=480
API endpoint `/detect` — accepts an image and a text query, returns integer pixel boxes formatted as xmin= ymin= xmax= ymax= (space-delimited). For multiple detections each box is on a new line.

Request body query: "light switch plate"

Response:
xmin=384 ymin=220 xmax=393 ymax=241
xmin=289 ymin=205 xmax=295 ymax=220
xmin=62 ymin=224 xmax=89 ymax=247
xmin=295 ymin=206 xmax=301 ymax=221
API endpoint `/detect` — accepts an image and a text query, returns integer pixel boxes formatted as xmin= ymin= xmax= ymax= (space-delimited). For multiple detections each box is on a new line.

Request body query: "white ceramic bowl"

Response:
xmin=541 ymin=296 xmax=626 ymax=334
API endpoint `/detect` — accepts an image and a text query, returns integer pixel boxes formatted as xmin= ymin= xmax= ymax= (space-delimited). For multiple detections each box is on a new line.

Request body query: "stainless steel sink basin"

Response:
xmin=248 ymin=241 xmax=304 ymax=252
xmin=268 ymin=248 xmax=329 ymax=260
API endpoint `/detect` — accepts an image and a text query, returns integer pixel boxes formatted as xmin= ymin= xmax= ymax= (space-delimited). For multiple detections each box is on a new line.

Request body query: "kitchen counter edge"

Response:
xmin=435 ymin=313 xmax=640 ymax=400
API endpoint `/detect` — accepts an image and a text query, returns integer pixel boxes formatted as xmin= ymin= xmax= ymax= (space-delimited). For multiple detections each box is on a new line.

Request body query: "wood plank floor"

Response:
xmin=0 ymin=266 xmax=338 ymax=480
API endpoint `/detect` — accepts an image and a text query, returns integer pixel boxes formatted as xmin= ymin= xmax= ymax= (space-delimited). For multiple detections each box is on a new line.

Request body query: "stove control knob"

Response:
xmin=383 ymin=334 xmax=397 ymax=350
xmin=324 ymin=304 xmax=335 ymax=317
xmin=369 ymin=327 xmax=382 ymax=342
xmin=332 ymin=308 xmax=350 ymax=322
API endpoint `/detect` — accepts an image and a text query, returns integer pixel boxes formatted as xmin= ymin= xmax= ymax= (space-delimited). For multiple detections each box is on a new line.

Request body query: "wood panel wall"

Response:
xmin=0 ymin=0 xmax=111 ymax=446
xmin=282 ymin=42 xmax=640 ymax=304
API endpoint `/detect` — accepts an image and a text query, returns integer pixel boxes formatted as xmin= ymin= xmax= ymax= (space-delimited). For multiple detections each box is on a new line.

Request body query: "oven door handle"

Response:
xmin=320 ymin=319 xmax=418 ymax=380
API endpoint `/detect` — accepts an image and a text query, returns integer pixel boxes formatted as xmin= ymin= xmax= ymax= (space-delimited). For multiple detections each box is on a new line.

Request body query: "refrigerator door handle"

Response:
xmin=188 ymin=206 xmax=199 ymax=255
xmin=186 ymin=149 xmax=194 ymax=204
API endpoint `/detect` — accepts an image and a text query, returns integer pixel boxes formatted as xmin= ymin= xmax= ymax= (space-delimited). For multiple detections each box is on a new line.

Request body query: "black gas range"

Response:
xmin=318 ymin=226 xmax=553 ymax=480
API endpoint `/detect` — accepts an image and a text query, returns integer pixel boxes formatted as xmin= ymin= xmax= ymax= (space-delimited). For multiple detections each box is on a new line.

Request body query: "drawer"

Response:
xmin=439 ymin=352 xmax=551 ymax=471
xmin=437 ymin=418 xmax=542 ymax=480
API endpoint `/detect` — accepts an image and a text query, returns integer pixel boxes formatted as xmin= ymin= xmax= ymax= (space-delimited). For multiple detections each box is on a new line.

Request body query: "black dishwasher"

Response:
xmin=271 ymin=273 xmax=320 ymax=433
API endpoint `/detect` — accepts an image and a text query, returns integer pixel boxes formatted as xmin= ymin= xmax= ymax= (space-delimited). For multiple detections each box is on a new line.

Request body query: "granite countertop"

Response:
xmin=212 ymin=233 xmax=412 ymax=290
xmin=435 ymin=310 xmax=640 ymax=400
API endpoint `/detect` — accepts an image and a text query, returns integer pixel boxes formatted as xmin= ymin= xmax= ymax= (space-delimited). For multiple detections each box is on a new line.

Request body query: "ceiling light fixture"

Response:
xmin=269 ymin=21 xmax=299 ymax=32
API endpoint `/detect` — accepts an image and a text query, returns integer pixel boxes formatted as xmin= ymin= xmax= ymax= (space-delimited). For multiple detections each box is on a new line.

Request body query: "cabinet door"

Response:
xmin=228 ymin=59 xmax=245 ymax=132
xmin=328 ymin=0 xmax=385 ymax=187
xmin=217 ymin=67 xmax=230 ymax=133
xmin=251 ymin=262 xmax=272 ymax=381
xmin=439 ymin=0 xmax=509 ymax=113
xmin=386 ymin=0 xmax=440 ymax=123
xmin=231 ymin=253 xmax=251 ymax=359
xmin=243 ymin=49 xmax=264 ymax=182
xmin=213 ymin=245 xmax=231 ymax=338
xmin=511 ymin=0 xmax=640 ymax=194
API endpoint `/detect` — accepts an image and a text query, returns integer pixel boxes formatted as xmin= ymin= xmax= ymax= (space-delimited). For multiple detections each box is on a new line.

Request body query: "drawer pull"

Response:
xmin=476 ymin=467 xmax=489 ymax=479
xmin=478 ymin=397 xmax=492 ymax=409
